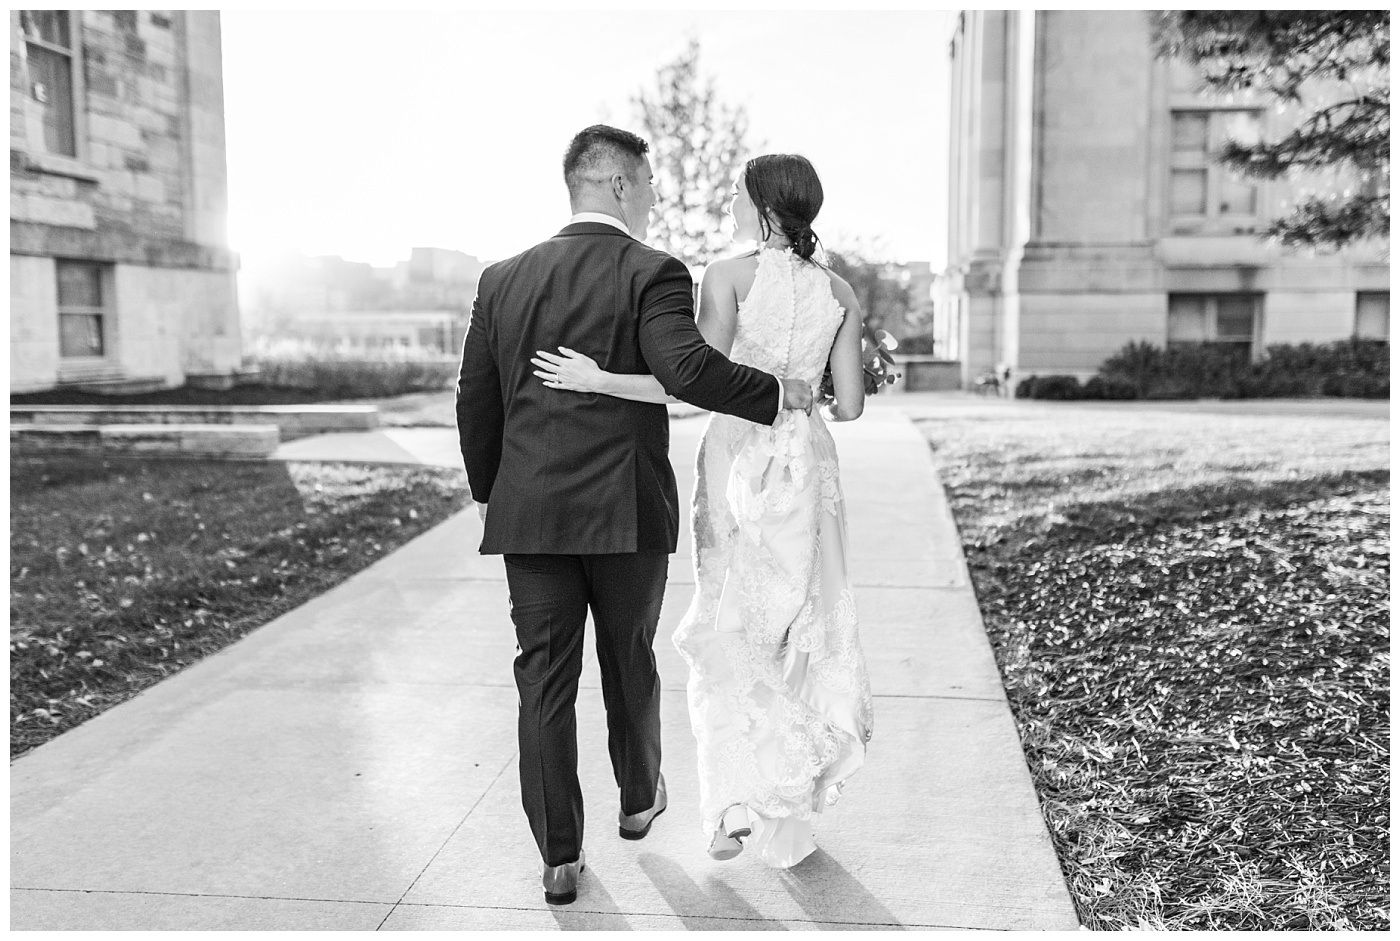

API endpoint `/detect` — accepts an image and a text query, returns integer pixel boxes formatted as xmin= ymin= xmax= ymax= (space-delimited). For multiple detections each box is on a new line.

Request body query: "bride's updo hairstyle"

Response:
xmin=744 ymin=154 xmax=824 ymax=262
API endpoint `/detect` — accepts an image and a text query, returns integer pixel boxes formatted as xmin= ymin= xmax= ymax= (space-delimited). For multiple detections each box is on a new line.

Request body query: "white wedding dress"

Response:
xmin=673 ymin=246 xmax=875 ymax=868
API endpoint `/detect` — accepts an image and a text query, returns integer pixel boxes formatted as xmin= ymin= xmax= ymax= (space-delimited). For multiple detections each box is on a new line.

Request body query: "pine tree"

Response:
xmin=1154 ymin=11 xmax=1390 ymax=249
xmin=632 ymin=39 xmax=755 ymax=267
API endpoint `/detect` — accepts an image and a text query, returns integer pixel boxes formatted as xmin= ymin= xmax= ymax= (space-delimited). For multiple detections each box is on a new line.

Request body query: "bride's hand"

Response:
xmin=532 ymin=347 xmax=605 ymax=393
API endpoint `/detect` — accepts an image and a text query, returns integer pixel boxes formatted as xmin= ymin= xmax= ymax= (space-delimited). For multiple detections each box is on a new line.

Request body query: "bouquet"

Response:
xmin=818 ymin=328 xmax=901 ymax=404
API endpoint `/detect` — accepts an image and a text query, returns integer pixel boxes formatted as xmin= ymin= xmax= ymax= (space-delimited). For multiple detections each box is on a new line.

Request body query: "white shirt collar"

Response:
xmin=569 ymin=211 xmax=633 ymax=238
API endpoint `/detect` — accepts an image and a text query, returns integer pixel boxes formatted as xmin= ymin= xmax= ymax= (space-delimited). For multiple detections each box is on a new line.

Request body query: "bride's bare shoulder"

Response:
xmin=704 ymin=252 xmax=759 ymax=279
xmin=702 ymin=252 xmax=760 ymax=298
xmin=823 ymin=268 xmax=860 ymax=310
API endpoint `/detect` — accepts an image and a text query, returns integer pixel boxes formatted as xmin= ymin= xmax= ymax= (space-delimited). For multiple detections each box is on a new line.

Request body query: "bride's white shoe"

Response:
xmin=707 ymin=804 xmax=752 ymax=861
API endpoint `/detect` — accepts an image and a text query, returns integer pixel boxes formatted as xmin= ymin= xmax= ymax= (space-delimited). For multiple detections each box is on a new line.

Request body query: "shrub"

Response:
xmin=245 ymin=337 xmax=458 ymax=399
xmin=1024 ymin=375 xmax=1085 ymax=400
xmin=250 ymin=356 xmax=457 ymax=399
xmin=1096 ymin=338 xmax=1387 ymax=400
xmin=1082 ymin=375 xmax=1139 ymax=400
xmin=1249 ymin=339 xmax=1390 ymax=399
xmin=1017 ymin=374 xmax=1138 ymax=401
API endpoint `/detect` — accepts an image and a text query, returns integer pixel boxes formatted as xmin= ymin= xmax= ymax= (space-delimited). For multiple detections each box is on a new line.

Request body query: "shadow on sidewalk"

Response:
xmin=638 ymin=848 xmax=905 ymax=930
xmin=549 ymin=871 xmax=631 ymax=931
xmin=639 ymin=852 xmax=785 ymax=930
xmin=779 ymin=848 xmax=905 ymax=930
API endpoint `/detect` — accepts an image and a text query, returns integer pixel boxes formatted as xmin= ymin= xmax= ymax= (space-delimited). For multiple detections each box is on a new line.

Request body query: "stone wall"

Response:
xmin=9 ymin=10 xmax=239 ymax=391
xmin=10 ymin=257 xmax=239 ymax=392
xmin=1034 ymin=11 xmax=1156 ymax=244
xmin=944 ymin=10 xmax=1390 ymax=387
xmin=10 ymin=255 xmax=61 ymax=391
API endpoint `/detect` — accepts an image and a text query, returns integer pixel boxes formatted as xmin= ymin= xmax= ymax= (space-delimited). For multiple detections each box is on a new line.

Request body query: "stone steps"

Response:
xmin=10 ymin=423 xmax=281 ymax=459
xmin=8 ymin=404 xmax=378 ymax=440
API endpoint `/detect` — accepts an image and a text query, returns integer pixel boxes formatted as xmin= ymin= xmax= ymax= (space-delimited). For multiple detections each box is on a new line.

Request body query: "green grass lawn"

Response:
xmin=915 ymin=402 xmax=1389 ymax=931
xmin=9 ymin=455 xmax=472 ymax=758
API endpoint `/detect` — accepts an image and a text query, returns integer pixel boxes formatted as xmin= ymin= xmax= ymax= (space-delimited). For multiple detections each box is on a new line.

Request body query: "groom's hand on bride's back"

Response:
xmin=781 ymin=378 xmax=813 ymax=413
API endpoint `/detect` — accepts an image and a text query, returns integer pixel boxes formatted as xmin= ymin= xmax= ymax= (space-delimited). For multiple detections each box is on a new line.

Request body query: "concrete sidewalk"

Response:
xmin=10 ymin=406 xmax=1080 ymax=930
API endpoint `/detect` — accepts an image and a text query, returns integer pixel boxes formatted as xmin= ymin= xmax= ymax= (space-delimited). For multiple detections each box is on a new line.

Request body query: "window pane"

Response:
xmin=1167 ymin=296 xmax=1208 ymax=342
xmin=1215 ymin=297 xmax=1256 ymax=340
xmin=25 ymin=44 xmax=76 ymax=156
xmin=1217 ymin=110 xmax=1262 ymax=148
xmin=59 ymin=314 xmax=104 ymax=358
xmin=1218 ymin=173 xmax=1257 ymax=215
xmin=57 ymin=261 xmax=102 ymax=308
xmin=21 ymin=11 xmax=70 ymax=48
xmin=1356 ymin=291 xmax=1390 ymax=339
xmin=1170 ymin=169 xmax=1207 ymax=215
xmin=1172 ymin=112 xmax=1209 ymax=153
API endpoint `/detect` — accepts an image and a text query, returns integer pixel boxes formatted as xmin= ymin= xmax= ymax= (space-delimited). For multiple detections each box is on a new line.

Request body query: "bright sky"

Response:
xmin=221 ymin=9 xmax=952 ymax=269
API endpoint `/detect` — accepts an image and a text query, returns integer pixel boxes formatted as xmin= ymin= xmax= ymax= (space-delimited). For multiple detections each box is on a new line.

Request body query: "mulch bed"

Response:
xmin=9 ymin=455 xmax=472 ymax=758
xmin=920 ymin=412 xmax=1389 ymax=930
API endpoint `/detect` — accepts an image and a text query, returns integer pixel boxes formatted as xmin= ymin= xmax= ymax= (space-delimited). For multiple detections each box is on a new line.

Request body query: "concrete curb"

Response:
xmin=10 ymin=404 xmax=380 ymax=439
xmin=10 ymin=422 xmax=281 ymax=459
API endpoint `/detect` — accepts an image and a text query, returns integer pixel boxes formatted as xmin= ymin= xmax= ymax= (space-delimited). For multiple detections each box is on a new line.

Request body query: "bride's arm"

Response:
xmin=823 ymin=275 xmax=866 ymax=422
xmin=533 ymin=260 xmax=746 ymax=404
xmin=532 ymin=348 xmax=678 ymax=403
xmin=695 ymin=260 xmax=740 ymax=357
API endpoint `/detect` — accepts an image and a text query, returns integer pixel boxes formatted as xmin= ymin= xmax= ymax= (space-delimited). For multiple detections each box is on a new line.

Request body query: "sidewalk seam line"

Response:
xmin=375 ymin=748 xmax=518 ymax=930
xmin=872 ymin=692 xmax=1007 ymax=702
xmin=11 ymin=886 xmax=389 ymax=905
xmin=385 ymin=899 xmax=1009 ymax=929
xmin=9 ymin=887 xmax=1029 ymax=929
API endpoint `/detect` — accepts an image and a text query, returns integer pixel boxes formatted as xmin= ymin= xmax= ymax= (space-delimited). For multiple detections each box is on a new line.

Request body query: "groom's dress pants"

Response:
xmin=503 ymin=551 xmax=668 ymax=867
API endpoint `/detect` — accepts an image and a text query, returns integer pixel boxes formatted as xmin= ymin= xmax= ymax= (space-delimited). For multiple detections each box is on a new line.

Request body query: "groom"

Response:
xmin=456 ymin=125 xmax=811 ymax=904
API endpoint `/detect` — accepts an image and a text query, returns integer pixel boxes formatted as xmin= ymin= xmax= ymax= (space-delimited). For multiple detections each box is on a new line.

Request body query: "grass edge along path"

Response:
xmin=10 ymin=454 xmax=473 ymax=759
xmin=916 ymin=410 xmax=1389 ymax=931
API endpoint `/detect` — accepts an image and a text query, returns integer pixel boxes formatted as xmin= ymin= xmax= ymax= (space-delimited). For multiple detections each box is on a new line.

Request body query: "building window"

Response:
xmin=1356 ymin=292 xmax=1390 ymax=340
xmin=1169 ymin=110 xmax=1262 ymax=222
xmin=20 ymin=11 xmax=79 ymax=157
xmin=57 ymin=261 xmax=109 ymax=359
xmin=1167 ymin=294 xmax=1260 ymax=358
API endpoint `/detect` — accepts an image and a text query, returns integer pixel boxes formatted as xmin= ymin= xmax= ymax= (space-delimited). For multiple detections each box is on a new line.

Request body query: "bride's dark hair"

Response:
xmin=744 ymin=154 xmax=824 ymax=262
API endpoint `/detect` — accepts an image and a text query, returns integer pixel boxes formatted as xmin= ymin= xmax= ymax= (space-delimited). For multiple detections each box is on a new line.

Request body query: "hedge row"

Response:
xmin=250 ymin=356 xmax=458 ymax=399
xmin=1017 ymin=339 xmax=1389 ymax=401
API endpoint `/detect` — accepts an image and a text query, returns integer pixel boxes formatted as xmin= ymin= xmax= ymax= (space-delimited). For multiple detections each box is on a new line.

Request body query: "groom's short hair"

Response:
xmin=563 ymin=125 xmax=649 ymax=198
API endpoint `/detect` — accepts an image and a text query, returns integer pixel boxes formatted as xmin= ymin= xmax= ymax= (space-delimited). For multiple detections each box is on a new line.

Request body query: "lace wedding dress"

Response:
xmin=673 ymin=246 xmax=874 ymax=868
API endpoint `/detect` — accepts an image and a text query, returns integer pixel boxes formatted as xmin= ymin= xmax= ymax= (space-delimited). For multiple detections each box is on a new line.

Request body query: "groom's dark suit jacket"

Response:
xmin=456 ymin=221 xmax=781 ymax=555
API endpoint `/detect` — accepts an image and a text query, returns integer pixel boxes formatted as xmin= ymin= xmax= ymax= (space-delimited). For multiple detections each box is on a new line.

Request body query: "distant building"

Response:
xmin=238 ymin=253 xmax=394 ymax=329
xmin=239 ymin=247 xmax=483 ymax=357
xmin=268 ymin=310 xmax=457 ymax=358
xmin=408 ymin=246 xmax=486 ymax=287
xmin=940 ymin=10 xmax=1389 ymax=389
xmin=9 ymin=10 xmax=240 ymax=392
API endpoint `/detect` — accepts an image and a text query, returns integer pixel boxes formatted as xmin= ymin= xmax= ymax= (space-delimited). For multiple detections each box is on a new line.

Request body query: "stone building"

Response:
xmin=9 ymin=10 xmax=239 ymax=393
xmin=939 ymin=10 xmax=1389 ymax=388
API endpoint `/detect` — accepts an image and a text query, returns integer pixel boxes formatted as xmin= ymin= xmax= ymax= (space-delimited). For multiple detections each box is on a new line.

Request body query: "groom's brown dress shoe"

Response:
xmin=542 ymin=849 xmax=585 ymax=905
xmin=618 ymin=773 xmax=667 ymax=840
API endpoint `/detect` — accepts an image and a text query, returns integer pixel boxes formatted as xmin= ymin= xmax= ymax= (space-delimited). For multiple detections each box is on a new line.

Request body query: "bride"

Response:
xmin=531 ymin=154 xmax=874 ymax=869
